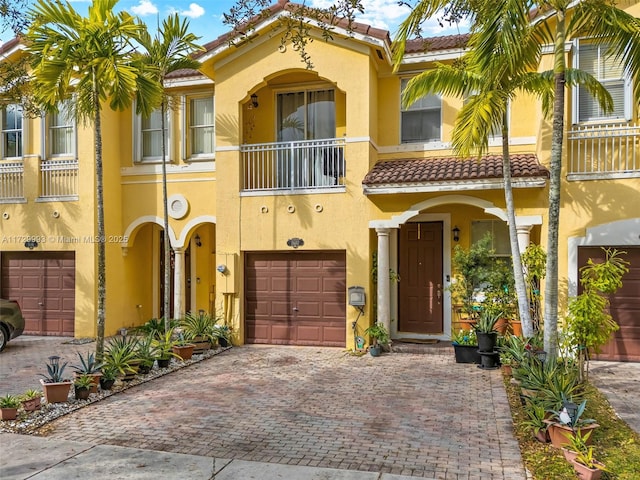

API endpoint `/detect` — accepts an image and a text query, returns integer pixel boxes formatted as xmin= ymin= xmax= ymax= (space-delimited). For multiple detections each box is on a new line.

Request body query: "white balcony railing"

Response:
xmin=0 ymin=159 xmax=25 ymax=202
xmin=241 ymin=138 xmax=346 ymax=192
xmin=568 ymin=123 xmax=640 ymax=180
xmin=40 ymin=158 xmax=79 ymax=199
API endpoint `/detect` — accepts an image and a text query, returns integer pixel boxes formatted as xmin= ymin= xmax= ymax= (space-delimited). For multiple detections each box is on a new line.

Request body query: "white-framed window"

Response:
xmin=276 ymin=88 xmax=335 ymax=141
xmin=401 ymin=78 xmax=441 ymax=143
xmin=46 ymin=102 xmax=75 ymax=157
xmin=135 ymin=107 xmax=170 ymax=162
xmin=186 ymin=96 xmax=214 ymax=160
xmin=1 ymin=104 xmax=23 ymax=158
xmin=573 ymin=40 xmax=631 ymax=123
xmin=471 ymin=220 xmax=510 ymax=256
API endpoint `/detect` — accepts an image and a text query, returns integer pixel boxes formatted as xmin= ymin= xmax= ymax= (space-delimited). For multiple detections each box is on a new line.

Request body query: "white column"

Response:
xmin=376 ymin=227 xmax=391 ymax=334
xmin=173 ymin=247 xmax=185 ymax=320
xmin=516 ymin=225 xmax=533 ymax=253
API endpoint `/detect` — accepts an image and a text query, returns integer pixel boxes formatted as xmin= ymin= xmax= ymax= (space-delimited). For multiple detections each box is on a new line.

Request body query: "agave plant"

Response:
xmin=40 ymin=356 xmax=69 ymax=383
xmin=72 ymin=351 xmax=103 ymax=375
xmin=103 ymin=336 xmax=139 ymax=376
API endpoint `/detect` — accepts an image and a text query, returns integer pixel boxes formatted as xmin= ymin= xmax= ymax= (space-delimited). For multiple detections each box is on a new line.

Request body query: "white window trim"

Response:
xmin=572 ymin=38 xmax=632 ymax=124
xmin=183 ymin=94 xmax=215 ymax=162
xmin=41 ymin=104 xmax=77 ymax=160
xmin=1 ymin=104 xmax=25 ymax=160
xmin=133 ymin=106 xmax=172 ymax=164
xmin=400 ymin=77 xmax=443 ymax=144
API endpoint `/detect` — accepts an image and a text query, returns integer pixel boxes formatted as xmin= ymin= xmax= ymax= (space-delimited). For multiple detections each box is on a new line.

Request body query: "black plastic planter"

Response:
xmin=477 ymin=332 xmax=498 ymax=352
xmin=453 ymin=344 xmax=480 ymax=364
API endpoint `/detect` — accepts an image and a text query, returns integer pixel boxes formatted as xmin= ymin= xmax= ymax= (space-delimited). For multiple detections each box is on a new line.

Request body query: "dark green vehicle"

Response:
xmin=0 ymin=299 xmax=25 ymax=352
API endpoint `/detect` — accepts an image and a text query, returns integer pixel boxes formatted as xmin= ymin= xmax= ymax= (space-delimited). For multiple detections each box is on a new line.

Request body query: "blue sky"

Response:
xmin=2 ymin=0 xmax=469 ymax=44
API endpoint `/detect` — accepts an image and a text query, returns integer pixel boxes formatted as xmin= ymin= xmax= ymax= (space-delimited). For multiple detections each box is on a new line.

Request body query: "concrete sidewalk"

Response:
xmin=0 ymin=433 xmax=437 ymax=480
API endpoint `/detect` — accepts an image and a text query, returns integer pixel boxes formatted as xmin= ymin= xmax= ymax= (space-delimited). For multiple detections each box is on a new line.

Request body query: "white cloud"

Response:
xmin=131 ymin=0 xmax=158 ymax=16
xmin=180 ymin=3 xmax=205 ymax=19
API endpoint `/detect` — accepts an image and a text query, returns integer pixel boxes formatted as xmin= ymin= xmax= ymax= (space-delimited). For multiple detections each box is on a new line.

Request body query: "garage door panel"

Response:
xmin=246 ymin=252 xmax=346 ymax=347
xmin=580 ymin=246 xmax=640 ymax=361
xmin=1 ymin=251 xmax=75 ymax=336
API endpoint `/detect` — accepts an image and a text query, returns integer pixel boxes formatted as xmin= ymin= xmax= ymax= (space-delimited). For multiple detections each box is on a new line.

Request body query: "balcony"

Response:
xmin=568 ymin=123 xmax=640 ymax=180
xmin=39 ymin=158 xmax=79 ymax=200
xmin=241 ymin=138 xmax=346 ymax=194
xmin=0 ymin=159 xmax=25 ymax=203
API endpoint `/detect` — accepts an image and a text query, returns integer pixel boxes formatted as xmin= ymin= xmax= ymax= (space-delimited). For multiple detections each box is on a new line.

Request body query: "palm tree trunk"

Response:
xmin=94 ymin=78 xmax=106 ymax=361
xmin=501 ymin=112 xmax=533 ymax=337
xmin=544 ymin=10 xmax=567 ymax=359
xmin=161 ymin=100 xmax=171 ymax=333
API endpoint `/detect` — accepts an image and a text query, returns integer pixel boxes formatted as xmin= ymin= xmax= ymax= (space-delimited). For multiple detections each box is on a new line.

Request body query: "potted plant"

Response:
xmin=104 ymin=336 xmax=139 ymax=381
xmin=172 ymin=334 xmax=196 ymax=361
xmin=152 ymin=329 xmax=179 ymax=368
xmin=521 ymin=399 xmax=549 ymax=443
xmin=571 ymin=446 xmax=607 ymax=480
xmin=135 ymin=335 xmax=158 ymax=374
xmin=451 ymin=328 xmax=479 ymax=364
xmin=39 ymin=355 xmax=72 ymax=403
xmin=562 ymin=428 xmax=592 ymax=464
xmin=20 ymin=389 xmax=42 ymax=412
xmin=364 ymin=322 xmax=389 ymax=357
xmin=181 ymin=311 xmax=218 ymax=352
xmin=546 ymin=399 xmax=599 ymax=449
xmin=72 ymin=351 xmax=103 ymax=394
xmin=213 ymin=324 xmax=233 ymax=348
xmin=474 ymin=310 xmax=500 ymax=369
xmin=0 ymin=394 xmax=20 ymax=421
xmin=74 ymin=373 xmax=93 ymax=400
xmin=99 ymin=365 xmax=117 ymax=390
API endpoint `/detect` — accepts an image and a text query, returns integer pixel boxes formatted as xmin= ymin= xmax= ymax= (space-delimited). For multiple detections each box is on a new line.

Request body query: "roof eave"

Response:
xmin=362 ymin=177 xmax=548 ymax=195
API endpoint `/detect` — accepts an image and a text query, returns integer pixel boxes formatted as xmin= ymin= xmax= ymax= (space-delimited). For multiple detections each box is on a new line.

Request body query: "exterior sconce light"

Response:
xmin=194 ymin=234 xmax=202 ymax=247
xmin=452 ymin=226 xmax=460 ymax=242
xmin=250 ymin=93 xmax=259 ymax=109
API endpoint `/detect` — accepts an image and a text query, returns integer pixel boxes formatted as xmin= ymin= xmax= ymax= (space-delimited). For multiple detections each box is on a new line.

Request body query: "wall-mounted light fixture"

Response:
xmin=250 ymin=93 xmax=259 ymax=109
xmin=452 ymin=226 xmax=460 ymax=242
xmin=194 ymin=234 xmax=202 ymax=247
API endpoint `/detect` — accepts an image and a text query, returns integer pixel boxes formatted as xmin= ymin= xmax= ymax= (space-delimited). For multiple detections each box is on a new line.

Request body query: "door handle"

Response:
xmin=436 ymin=284 xmax=442 ymax=303
xmin=293 ymin=307 xmax=299 ymax=312
xmin=38 ymin=301 xmax=44 ymax=306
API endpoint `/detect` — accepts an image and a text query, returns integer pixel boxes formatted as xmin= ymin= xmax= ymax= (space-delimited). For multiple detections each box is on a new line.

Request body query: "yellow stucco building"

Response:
xmin=1 ymin=1 xmax=638 ymax=360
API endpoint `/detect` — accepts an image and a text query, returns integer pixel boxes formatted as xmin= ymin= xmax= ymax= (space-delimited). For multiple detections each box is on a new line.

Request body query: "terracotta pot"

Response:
xmin=546 ymin=421 xmax=599 ymax=449
xmin=173 ymin=344 xmax=195 ymax=360
xmin=562 ymin=448 xmax=578 ymax=463
xmin=21 ymin=397 xmax=41 ymax=412
xmin=571 ymin=459 xmax=604 ymax=480
xmin=0 ymin=407 xmax=18 ymax=421
xmin=501 ymin=364 xmax=513 ymax=375
xmin=455 ymin=319 xmax=476 ymax=332
xmin=191 ymin=337 xmax=212 ymax=355
xmin=40 ymin=379 xmax=72 ymax=404
xmin=534 ymin=430 xmax=549 ymax=443
xmin=510 ymin=320 xmax=523 ymax=337
xmin=494 ymin=318 xmax=509 ymax=335
xmin=74 ymin=372 xmax=101 ymax=394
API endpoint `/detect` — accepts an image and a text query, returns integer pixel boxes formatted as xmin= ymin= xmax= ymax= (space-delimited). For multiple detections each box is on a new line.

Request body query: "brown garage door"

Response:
xmin=245 ymin=251 xmax=346 ymax=346
xmin=579 ymin=246 xmax=640 ymax=362
xmin=1 ymin=251 xmax=75 ymax=336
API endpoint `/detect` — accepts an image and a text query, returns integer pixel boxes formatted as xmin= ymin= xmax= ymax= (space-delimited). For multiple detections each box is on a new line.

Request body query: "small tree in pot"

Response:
xmin=39 ymin=356 xmax=72 ymax=403
xmin=364 ymin=322 xmax=389 ymax=357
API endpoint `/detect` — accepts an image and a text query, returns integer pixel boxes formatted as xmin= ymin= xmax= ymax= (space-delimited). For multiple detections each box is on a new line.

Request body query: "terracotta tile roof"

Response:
xmin=404 ymin=34 xmax=470 ymax=54
xmin=362 ymin=154 xmax=549 ymax=186
xmin=166 ymin=68 xmax=204 ymax=79
xmin=0 ymin=37 xmax=22 ymax=55
xmin=198 ymin=0 xmax=392 ymax=57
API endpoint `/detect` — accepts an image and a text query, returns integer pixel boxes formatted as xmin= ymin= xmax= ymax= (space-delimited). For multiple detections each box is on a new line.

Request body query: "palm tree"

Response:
xmin=26 ymin=0 xmax=161 ymax=359
xmin=393 ymin=0 xmax=640 ymax=357
xmin=397 ymin=1 xmax=552 ymax=339
xmin=136 ymin=14 xmax=202 ymax=333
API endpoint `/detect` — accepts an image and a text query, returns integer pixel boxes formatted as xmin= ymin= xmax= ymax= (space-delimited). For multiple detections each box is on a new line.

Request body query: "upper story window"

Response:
xmin=135 ymin=107 xmax=170 ymax=163
xmin=574 ymin=40 xmax=631 ymax=123
xmin=276 ymin=89 xmax=335 ymax=141
xmin=401 ymin=78 xmax=441 ymax=143
xmin=1 ymin=104 xmax=23 ymax=158
xmin=47 ymin=102 xmax=75 ymax=157
xmin=187 ymin=96 xmax=214 ymax=160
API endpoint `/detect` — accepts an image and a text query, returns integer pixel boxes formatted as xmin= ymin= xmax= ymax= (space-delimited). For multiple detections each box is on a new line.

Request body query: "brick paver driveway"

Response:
xmin=40 ymin=346 xmax=525 ymax=479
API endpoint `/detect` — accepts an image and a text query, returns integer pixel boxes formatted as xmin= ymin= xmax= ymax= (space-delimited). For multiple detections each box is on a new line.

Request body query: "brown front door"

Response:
xmin=399 ymin=222 xmax=444 ymax=334
xmin=245 ymin=251 xmax=346 ymax=346
xmin=580 ymin=246 xmax=640 ymax=362
xmin=1 ymin=251 xmax=75 ymax=336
